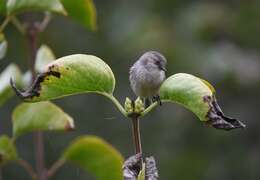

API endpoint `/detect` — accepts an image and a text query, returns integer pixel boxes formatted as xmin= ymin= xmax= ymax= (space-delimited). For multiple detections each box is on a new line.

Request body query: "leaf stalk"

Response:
xmin=17 ymin=159 xmax=37 ymax=180
xmin=47 ymin=159 xmax=65 ymax=178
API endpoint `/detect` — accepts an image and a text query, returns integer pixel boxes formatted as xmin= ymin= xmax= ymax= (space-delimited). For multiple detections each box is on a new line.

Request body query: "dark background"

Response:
xmin=1 ymin=0 xmax=260 ymax=179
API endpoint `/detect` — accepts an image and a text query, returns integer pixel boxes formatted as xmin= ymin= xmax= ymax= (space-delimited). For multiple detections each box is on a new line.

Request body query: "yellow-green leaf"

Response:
xmin=60 ymin=0 xmax=97 ymax=31
xmin=11 ymin=54 xmax=115 ymax=102
xmin=159 ymin=73 xmax=245 ymax=130
xmin=12 ymin=101 xmax=74 ymax=138
xmin=160 ymin=73 xmax=213 ymax=121
xmin=7 ymin=0 xmax=66 ymax=15
xmin=63 ymin=136 xmax=124 ymax=180
xmin=0 ymin=135 xmax=18 ymax=166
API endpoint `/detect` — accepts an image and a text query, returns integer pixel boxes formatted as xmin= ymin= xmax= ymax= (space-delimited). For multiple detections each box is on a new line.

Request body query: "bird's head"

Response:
xmin=139 ymin=51 xmax=167 ymax=72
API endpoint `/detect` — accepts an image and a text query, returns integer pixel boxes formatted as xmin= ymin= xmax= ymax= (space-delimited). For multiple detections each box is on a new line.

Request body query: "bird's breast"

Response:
xmin=133 ymin=69 xmax=165 ymax=97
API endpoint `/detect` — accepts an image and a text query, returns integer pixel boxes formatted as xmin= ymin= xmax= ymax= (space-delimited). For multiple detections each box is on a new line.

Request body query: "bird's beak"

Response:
xmin=159 ymin=66 xmax=167 ymax=72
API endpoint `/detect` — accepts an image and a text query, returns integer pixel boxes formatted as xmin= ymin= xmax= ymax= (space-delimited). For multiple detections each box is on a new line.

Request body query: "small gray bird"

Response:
xmin=129 ymin=51 xmax=167 ymax=106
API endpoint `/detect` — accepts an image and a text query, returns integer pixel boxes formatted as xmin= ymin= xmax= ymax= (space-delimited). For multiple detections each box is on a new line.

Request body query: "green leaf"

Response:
xmin=60 ymin=0 xmax=97 ymax=31
xmin=63 ymin=136 xmax=123 ymax=180
xmin=11 ymin=54 xmax=115 ymax=102
xmin=0 ymin=64 xmax=21 ymax=107
xmin=0 ymin=135 xmax=18 ymax=165
xmin=0 ymin=0 xmax=6 ymax=15
xmin=159 ymin=73 xmax=246 ymax=130
xmin=35 ymin=44 xmax=55 ymax=73
xmin=0 ymin=33 xmax=8 ymax=59
xmin=6 ymin=0 xmax=67 ymax=15
xmin=160 ymin=73 xmax=213 ymax=121
xmin=12 ymin=101 xmax=74 ymax=138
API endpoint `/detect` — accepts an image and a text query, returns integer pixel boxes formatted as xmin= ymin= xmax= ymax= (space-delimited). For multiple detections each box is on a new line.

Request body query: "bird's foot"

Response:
xmin=144 ymin=98 xmax=151 ymax=108
xmin=152 ymin=95 xmax=162 ymax=106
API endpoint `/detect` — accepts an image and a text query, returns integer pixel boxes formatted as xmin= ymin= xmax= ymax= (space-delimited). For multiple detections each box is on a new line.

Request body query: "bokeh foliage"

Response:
xmin=0 ymin=0 xmax=259 ymax=180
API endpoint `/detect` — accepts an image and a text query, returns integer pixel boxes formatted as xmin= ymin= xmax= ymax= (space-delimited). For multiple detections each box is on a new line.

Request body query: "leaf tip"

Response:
xmin=10 ymin=77 xmax=24 ymax=100
xmin=60 ymin=9 xmax=68 ymax=16
xmin=204 ymin=95 xmax=246 ymax=130
xmin=64 ymin=118 xmax=75 ymax=131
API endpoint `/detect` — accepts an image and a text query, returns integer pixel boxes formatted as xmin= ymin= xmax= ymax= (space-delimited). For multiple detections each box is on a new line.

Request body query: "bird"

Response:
xmin=129 ymin=51 xmax=167 ymax=107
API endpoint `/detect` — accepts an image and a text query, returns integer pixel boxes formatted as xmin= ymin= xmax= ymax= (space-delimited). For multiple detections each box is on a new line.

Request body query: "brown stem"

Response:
xmin=17 ymin=159 xmax=37 ymax=180
xmin=131 ymin=114 xmax=142 ymax=156
xmin=34 ymin=132 xmax=47 ymax=180
xmin=37 ymin=12 xmax=52 ymax=32
xmin=26 ymin=23 xmax=37 ymax=78
xmin=26 ymin=21 xmax=46 ymax=180
xmin=11 ymin=16 xmax=25 ymax=34
xmin=0 ymin=16 xmax=10 ymax=32
xmin=47 ymin=159 xmax=65 ymax=178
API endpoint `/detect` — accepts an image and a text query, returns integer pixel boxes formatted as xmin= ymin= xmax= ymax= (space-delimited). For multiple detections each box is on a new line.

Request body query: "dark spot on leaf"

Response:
xmin=203 ymin=95 xmax=211 ymax=103
xmin=50 ymin=71 xmax=60 ymax=78
xmin=48 ymin=64 xmax=56 ymax=71
xmin=205 ymin=95 xmax=246 ymax=130
xmin=66 ymin=67 xmax=70 ymax=70
xmin=10 ymin=70 xmax=61 ymax=100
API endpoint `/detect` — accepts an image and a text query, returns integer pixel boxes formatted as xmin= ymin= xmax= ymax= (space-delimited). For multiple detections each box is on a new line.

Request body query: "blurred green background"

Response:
xmin=1 ymin=0 xmax=260 ymax=179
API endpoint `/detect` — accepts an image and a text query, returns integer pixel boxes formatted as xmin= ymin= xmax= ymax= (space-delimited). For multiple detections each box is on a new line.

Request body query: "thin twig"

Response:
xmin=140 ymin=100 xmax=165 ymax=117
xmin=0 ymin=17 xmax=10 ymax=32
xmin=37 ymin=12 xmax=52 ymax=32
xmin=17 ymin=159 xmax=37 ymax=180
xmin=26 ymin=22 xmax=38 ymax=78
xmin=11 ymin=16 xmax=25 ymax=34
xmin=47 ymin=159 xmax=66 ymax=178
xmin=25 ymin=19 xmax=46 ymax=180
xmin=100 ymin=92 xmax=128 ymax=117
xmin=34 ymin=132 xmax=47 ymax=180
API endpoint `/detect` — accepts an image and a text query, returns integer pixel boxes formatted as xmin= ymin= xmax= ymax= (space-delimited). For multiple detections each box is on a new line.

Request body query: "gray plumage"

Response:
xmin=129 ymin=51 xmax=167 ymax=105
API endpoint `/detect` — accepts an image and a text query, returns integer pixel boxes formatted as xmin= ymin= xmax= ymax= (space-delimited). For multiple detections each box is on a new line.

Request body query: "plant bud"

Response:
xmin=134 ymin=97 xmax=144 ymax=114
xmin=124 ymin=97 xmax=133 ymax=114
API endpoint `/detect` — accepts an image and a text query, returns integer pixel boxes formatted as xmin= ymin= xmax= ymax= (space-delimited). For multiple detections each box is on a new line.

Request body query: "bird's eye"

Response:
xmin=155 ymin=61 xmax=160 ymax=66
